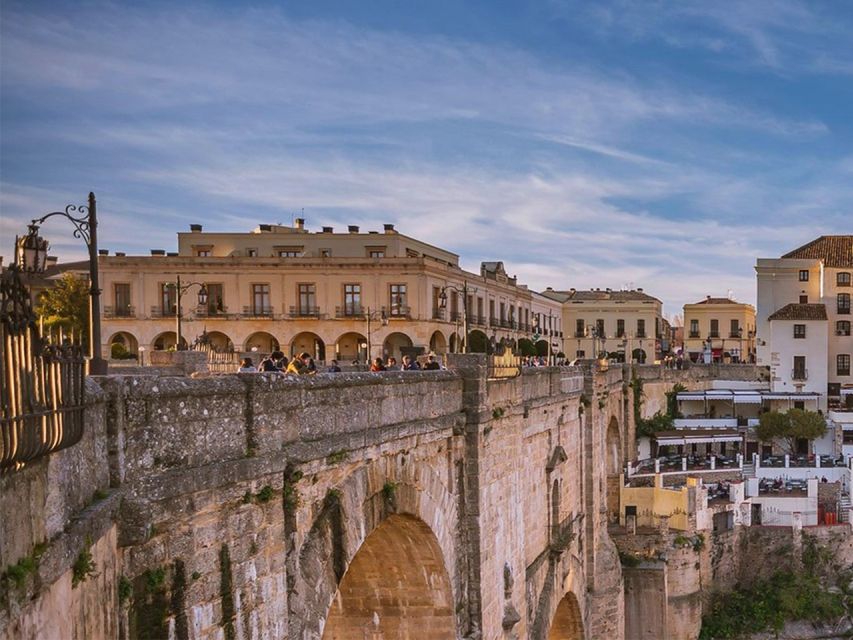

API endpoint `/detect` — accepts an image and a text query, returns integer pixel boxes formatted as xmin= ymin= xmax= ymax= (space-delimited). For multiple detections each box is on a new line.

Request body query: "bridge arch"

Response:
xmin=606 ymin=415 xmax=622 ymax=522
xmin=548 ymin=591 xmax=585 ymax=639
xmin=295 ymin=460 xmax=460 ymax=639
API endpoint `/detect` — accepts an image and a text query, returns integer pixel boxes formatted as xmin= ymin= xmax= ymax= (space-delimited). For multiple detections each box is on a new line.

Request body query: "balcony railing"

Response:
xmin=150 ymin=306 xmax=174 ymax=318
xmin=195 ymin=306 xmax=229 ymax=318
xmin=688 ymin=332 xmax=700 ymax=338
xmin=335 ymin=305 xmax=363 ymax=318
xmin=386 ymin=305 xmax=411 ymax=319
xmin=729 ymin=332 xmax=741 ymax=338
xmin=433 ymin=308 xmax=445 ymax=320
xmin=289 ymin=306 xmax=320 ymax=318
xmin=709 ymin=332 xmax=719 ymax=338
xmin=243 ymin=306 xmax=275 ymax=318
xmin=574 ymin=331 xmax=585 ymax=338
xmin=489 ymin=316 xmax=498 ymax=326
xmin=471 ymin=315 xmax=486 ymax=326
xmin=104 ymin=305 xmax=135 ymax=318
xmin=450 ymin=311 xmax=463 ymax=322
xmin=636 ymin=332 xmax=647 ymax=338
xmin=792 ymin=368 xmax=808 ymax=381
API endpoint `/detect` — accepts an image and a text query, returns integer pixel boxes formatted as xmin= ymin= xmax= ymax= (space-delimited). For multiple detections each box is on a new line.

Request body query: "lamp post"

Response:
xmin=17 ymin=192 xmax=107 ymax=374
xmin=365 ymin=307 xmax=388 ymax=361
xmin=168 ymin=276 xmax=208 ymax=351
xmin=439 ymin=282 xmax=474 ymax=353
xmin=737 ymin=327 xmax=744 ymax=364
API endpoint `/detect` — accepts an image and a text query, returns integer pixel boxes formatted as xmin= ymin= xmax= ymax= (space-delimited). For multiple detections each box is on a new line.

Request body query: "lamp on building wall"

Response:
xmin=15 ymin=193 xmax=106 ymax=374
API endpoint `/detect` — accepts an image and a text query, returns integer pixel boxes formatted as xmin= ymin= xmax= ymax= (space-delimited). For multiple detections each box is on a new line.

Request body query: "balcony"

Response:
xmin=243 ymin=306 xmax=275 ymax=318
xmin=335 ymin=305 xmax=363 ymax=318
xmin=792 ymin=368 xmax=808 ymax=381
xmin=729 ymin=332 xmax=741 ymax=338
xmin=471 ymin=315 xmax=486 ymax=326
xmin=489 ymin=316 xmax=498 ymax=327
xmin=709 ymin=332 xmax=719 ymax=338
xmin=636 ymin=332 xmax=647 ymax=338
xmin=386 ymin=305 xmax=411 ymax=319
xmin=289 ymin=306 xmax=320 ymax=318
xmin=688 ymin=332 xmax=700 ymax=338
xmin=195 ymin=306 xmax=229 ymax=318
xmin=150 ymin=306 xmax=174 ymax=318
xmin=574 ymin=331 xmax=586 ymax=338
xmin=433 ymin=308 xmax=445 ymax=321
xmin=104 ymin=305 xmax=135 ymax=319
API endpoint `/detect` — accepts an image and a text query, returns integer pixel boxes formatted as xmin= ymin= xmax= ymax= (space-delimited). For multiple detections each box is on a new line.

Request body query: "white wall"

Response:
xmin=768 ymin=319 xmax=828 ymax=403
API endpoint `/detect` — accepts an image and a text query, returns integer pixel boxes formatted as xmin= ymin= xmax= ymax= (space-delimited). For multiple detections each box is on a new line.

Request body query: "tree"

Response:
xmin=35 ymin=273 xmax=89 ymax=346
xmin=756 ymin=409 xmax=826 ymax=455
xmin=517 ymin=338 xmax=537 ymax=357
xmin=637 ymin=411 xmax=674 ymax=438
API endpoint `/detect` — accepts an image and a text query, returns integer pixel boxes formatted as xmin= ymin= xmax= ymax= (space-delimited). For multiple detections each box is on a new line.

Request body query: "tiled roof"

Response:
xmin=782 ymin=235 xmax=853 ymax=268
xmin=546 ymin=289 xmax=661 ymax=303
xmin=690 ymin=297 xmax=745 ymax=305
xmin=768 ymin=303 xmax=828 ymax=322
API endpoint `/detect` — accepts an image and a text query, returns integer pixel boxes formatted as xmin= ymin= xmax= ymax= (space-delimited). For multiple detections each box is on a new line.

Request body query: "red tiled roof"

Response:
xmin=782 ymin=235 xmax=853 ymax=268
xmin=768 ymin=303 xmax=828 ymax=322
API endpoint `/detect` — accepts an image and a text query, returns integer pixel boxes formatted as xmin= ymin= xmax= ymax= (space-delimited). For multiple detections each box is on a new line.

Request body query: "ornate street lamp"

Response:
xmin=439 ymin=282 xmax=474 ymax=353
xmin=365 ymin=307 xmax=388 ymax=361
xmin=18 ymin=193 xmax=106 ymax=374
xmin=168 ymin=276 xmax=208 ymax=351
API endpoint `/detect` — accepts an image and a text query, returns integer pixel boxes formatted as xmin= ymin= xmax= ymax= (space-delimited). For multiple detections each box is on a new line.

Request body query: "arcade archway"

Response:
xmin=548 ymin=591 xmax=584 ymax=639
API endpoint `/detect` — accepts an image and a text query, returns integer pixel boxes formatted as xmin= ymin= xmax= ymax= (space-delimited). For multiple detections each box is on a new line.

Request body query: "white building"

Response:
xmin=756 ymin=236 xmax=853 ymax=404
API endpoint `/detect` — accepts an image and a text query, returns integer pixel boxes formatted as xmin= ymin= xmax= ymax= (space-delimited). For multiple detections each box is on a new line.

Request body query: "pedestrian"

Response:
xmin=286 ymin=352 xmax=313 ymax=376
xmin=327 ymin=359 xmax=342 ymax=373
xmin=260 ymin=350 xmax=284 ymax=372
xmin=386 ymin=356 xmax=397 ymax=369
xmin=238 ymin=357 xmax=257 ymax=373
xmin=401 ymin=355 xmax=420 ymax=371
xmin=370 ymin=357 xmax=386 ymax=372
xmin=423 ymin=354 xmax=441 ymax=370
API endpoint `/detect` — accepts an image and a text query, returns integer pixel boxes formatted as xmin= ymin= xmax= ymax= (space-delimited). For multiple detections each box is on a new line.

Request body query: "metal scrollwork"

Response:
xmin=32 ymin=202 xmax=92 ymax=248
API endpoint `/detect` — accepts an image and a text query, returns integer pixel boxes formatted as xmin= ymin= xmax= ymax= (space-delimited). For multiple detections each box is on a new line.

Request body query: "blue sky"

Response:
xmin=2 ymin=0 xmax=852 ymax=317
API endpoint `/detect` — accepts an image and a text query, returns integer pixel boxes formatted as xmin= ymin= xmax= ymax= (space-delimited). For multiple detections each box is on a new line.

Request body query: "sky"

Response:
xmin=2 ymin=0 xmax=852 ymax=317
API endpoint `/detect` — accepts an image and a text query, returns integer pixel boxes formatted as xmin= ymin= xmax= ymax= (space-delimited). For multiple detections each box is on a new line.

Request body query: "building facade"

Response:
xmin=682 ymin=296 xmax=756 ymax=363
xmin=99 ymin=220 xmax=564 ymax=362
xmin=542 ymin=287 xmax=663 ymax=363
xmin=756 ymin=236 xmax=853 ymax=400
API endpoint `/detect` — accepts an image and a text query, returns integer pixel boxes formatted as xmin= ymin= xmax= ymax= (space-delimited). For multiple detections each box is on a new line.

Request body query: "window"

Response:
xmin=799 ymin=294 xmax=808 ymax=304
xmin=838 ymin=272 xmax=851 ymax=287
xmin=298 ymin=284 xmax=316 ymax=315
xmin=196 ymin=250 xmax=211 ymax=257
xmin=343 ymin=284 xmax=361 ymax=315
xmin=368 ymin=250 xmax=385 ymax=258
xmin=616 ymin=319 xmax=625 ymax=337
xmin=477 ymin=297 xmax=484 ymax=322
xmin=596 ymin=318 xmax=605 ymax=338
xmin=689 ymin=319 xmax=699 ymax=338
xmin=709 ymin=319 xmax=719 ymax=338
xmin=252 ymin=284 xmax=270 ymax=315
xmin=793 ymin=356 xmax=806 ymax=380
xmin=838 ymin=321 xmax=852 ymax=336
xmin=576 ymin=350 xmax=585 ymax=358
xmin=576 ymin=319 xmax=585 ymax=337
xmin=489 ymin=299 xmax=496 ymax=324
xmin=499 ymin=302 xmax=506 ymax=322
xmin=730 ymin=319 xmax=740 ymax=338
xmin=206 ymin=284 xmax=224 ymax=314
xmin=160 ymin=283 xmax=176 ymax=315
xmin=278 ymin=250 xmax=300 ymax=258
xmin=799 ymin=270 xmax=809 ymax=282
xmin=247 ymin=248 xmax=258 ymax=257
xmin=838 ymin=354 xmax=851 ymax=376
xmin=320 ymin=249 xmax=332 ymax=258
xmin=114 ymin=283 xmax=131 ymax=316
xmin=433 ymin=287 xmax=443 ymax=319
xmin=838 ymin=293 xmax=851 ymax=315
xmin=793 ymin=324 xmax=806 ymax=339
xmin=389 ymin=284 xmax=407 ymax=316
xmin=637 ymin=319 xmax=646 ymax=338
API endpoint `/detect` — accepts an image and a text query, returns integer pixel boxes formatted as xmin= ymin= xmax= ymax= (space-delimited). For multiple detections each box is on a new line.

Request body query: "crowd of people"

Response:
xmin=237 ymin=351 xmax=444 ymax=375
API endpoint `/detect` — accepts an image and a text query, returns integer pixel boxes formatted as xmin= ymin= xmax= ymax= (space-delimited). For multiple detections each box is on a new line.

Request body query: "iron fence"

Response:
xmin=1 ymin=266 xmax=86 ymax=473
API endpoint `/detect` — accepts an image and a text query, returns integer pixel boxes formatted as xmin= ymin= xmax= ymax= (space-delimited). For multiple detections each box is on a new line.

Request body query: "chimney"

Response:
xmin=167 ymin=252 xmax=178 ymax=257
xmin=150 ymin=249 xmax=166 ymax=256
xmin=322 ymin=226 xmax=333 ymax=233
xmin=368 ymin=231 xmax=379 ymax=234
xmin=114 ymin=252 xmax=126 ymax=257
xmin=637 ymin=287 xmax=644 ymax=292
xmin=546 ymin=286 xmax=553 ymax=291
xmin=706 ymin=295 xmax=711 ymax=299
xmin=348 ymin=225 xmax=360 ymax=233
xmin=98 ymin=249 xmax=109 ymax=256
xmin=190 ymin=224 xmax=203 ymax=232
xmin=294 ymin=218 xmax=305 ymax=230
xmin=606 ymin=287 xmax=611 ymax=292
xmin=384 ymin=223 xmax=396 ymax=233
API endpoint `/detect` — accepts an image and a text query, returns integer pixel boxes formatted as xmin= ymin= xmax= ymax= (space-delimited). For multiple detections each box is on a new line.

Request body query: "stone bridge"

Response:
xmin=1 ymin=355 xmax=632 ymax=640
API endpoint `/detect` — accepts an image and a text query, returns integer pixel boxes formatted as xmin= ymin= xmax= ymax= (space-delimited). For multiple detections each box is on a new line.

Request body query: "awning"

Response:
xmin=732 ymin=392 xmax=762 ymax=404
xmin=762 ymin=393 xmax=821 ymax=400
xmin=841 ymin=388 xmax=853 ymax=397
xmin=655 ymin=434 xmax=743 ymax=445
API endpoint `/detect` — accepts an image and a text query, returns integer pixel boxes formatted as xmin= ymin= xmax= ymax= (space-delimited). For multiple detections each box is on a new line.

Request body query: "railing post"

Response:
xmin=655 ymin=458 xmax=661 ymax=473
xmin=710 ymin=456 xmax=716 ymax=470
xmin=754 ymin=453 xmax=760 ymax=469
xmin=784 ymin=454 xmax=790 ymax=468
xmin=682 ymin=457 xmax=687 ymax=471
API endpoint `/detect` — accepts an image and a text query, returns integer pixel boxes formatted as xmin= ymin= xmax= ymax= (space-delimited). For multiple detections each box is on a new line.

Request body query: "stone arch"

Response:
xmin=335 ymin=332 xmax=366 ymax=362
xmin=109 ymin=331 xmax=138 ymax=356
xmin=606 ymin=416 xmax=622 ymax=522
xmin=468 ymin=329 xmax=489 ymax=353
xmin=323 ymin=514 xmax=455 ymax=639
xmin=293 ymin=460 xmax=460 ymax=640
xmin=536 ymin=339 xmax=550 ymax=357
xmin=632 ymin=347 xmax=647 ymax=364
xmin=290 ymin=332 xmax=325 ymax=360
xmin=244 ymin=331 xmax=279 ymax=354
xmin=448 ymin=332 xmax=459 ymax=353
xmin=429 ymin=330 xmax=447 ymax=354
xmin=152 ymin=331 xmax=187 ymax=351
xmin=382 ymin=332 xmax=413 ymax=360
xmin=203 ymin=330 xmax=233 ymax=352
xmin=548 ymin=591 xmax=585 ymax=639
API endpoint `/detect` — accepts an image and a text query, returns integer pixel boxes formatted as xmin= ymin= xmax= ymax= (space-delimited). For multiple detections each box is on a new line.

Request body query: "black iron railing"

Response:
xmin=1 ymin=267 xmax=85 ymax=473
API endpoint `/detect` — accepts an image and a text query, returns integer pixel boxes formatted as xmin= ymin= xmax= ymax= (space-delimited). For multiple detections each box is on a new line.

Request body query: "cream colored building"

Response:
xmin=100 ymin=220 xmax=564 ymax=362
xmin=682 ymin=296 xmax=756 ymax=363
xmin=756 ymin=236 xmax=853 ymax=400
xmin=541 ymin=288 xmax=663 ymax=363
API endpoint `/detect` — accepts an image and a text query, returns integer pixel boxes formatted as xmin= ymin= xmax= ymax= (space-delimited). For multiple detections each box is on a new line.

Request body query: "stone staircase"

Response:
xmin=741 ymin=462 xmax=756 ymax=479
xmin=840 ymin=494 xmax=851 ymax=523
